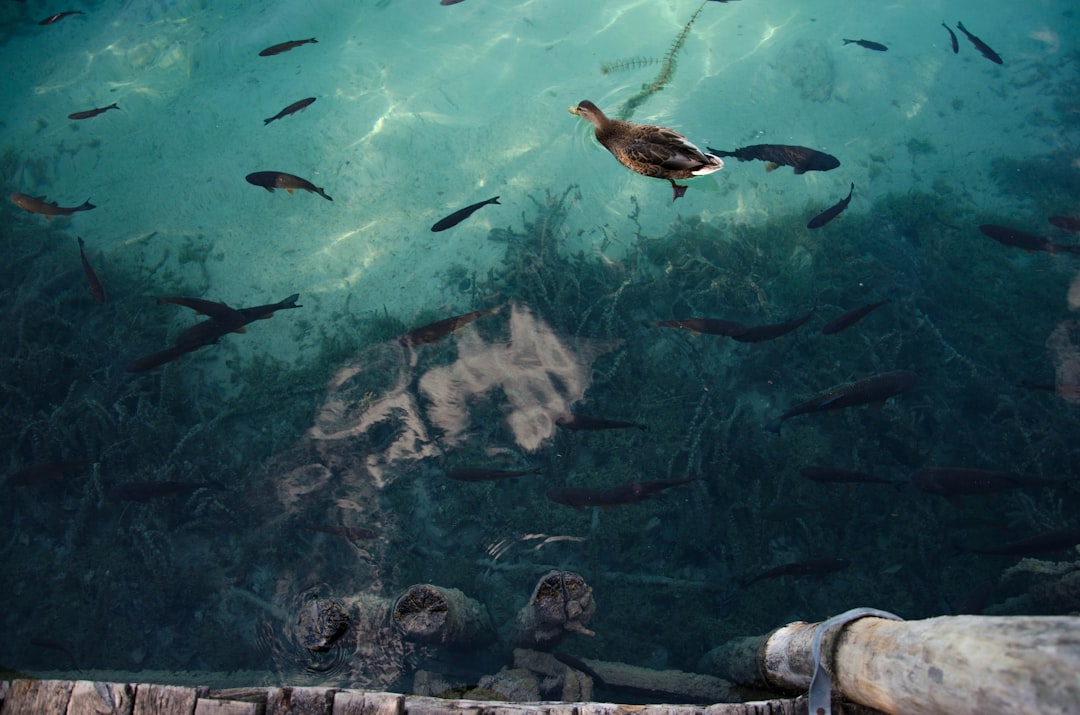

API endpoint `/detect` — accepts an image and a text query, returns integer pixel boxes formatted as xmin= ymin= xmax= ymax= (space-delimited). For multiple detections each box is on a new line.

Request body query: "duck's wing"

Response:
xmin=625 ymin=127 xmax=714 ymax=170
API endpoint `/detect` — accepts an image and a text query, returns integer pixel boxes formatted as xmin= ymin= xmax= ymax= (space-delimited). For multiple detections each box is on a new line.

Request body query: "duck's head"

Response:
xmin=568 ymin=100 xmax=607 ymax=126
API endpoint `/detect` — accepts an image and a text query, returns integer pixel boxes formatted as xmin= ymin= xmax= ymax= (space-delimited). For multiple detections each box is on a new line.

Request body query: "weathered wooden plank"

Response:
xmin=1 ymin=678 xmax=73 ymax=715
xmin=132 ymin=684 xmax=202 ymax=715
xmin=193 ymin=698 xmax=264 ymax=715
xmin=332 ymin=691 xmax=403 ymax=715
xmin=68 ymin=681 xmax=134 ymax=715
xmin=265 ymin=686 xmax=335 ymax=715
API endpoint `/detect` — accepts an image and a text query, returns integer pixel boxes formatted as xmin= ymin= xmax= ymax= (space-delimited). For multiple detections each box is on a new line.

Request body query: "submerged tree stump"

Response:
xmin=510 ymin=571 xmax=595 ymax=650
xmin=392 ymin=584 xmax=495 ymax=648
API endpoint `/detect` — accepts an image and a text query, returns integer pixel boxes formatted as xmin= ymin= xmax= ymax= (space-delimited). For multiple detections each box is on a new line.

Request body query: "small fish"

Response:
xmin=303 ymin=525 xmax=377 ymax=540
xmin=1049 ymin=216 xmax=1080 ymax=233
xmin=431 ymin=196 xmax=500 ymax=232
xmin=731 ymin=310 xmax=814 ymax=343
xmin=942 ymin=22 xmax=959 ymax=54
xmin=843 ymin=39 xmax=888 ymax=52
xmin=264 ymin=97 xmax=316 ymax=125
xmin=743 ymin=557 xmax=850 ymax=586
xmin=10 ymin=192 xmax=95 ymax=220
xmin=546 ymin=477 xmax=695 ymax=508
xmin=68 ymin=103 xmax=118 ymax=120
xmin=445 ymin=467 xmax=543 ymax=482
xmin=38 ymin=10 xmax=84 ymax=25
xmin=967 ymin=528 xmax=1080 ymax=557
xmin=799 ymin=466 xmax=899 ymax=486
xmin=77 ymin=237 xmax=105 ymax=303
xmin=706 ymin=144 xmax=839 ymax=174
xmin=555 ymin=413 xmax=647 ymax=431
xmin=767 ymin=369 xmax=918 ymax=433
xmin=978 ymin=224 xmax=1078 ymax=255
xmin=956 ymin=21 xmax=1003 ymax=65
xmin=6 ymin=459 xmax=91 ymax=487
xmin=653 ymin=318 xmax=749 ymax=338
xmin=107 ymin=480 xmax=222 ymax=501
xmin=398 ymin=305 xmax=501 ymax=346
xmin=821 ymin=299 xmax=889 ymax=335
xmin=245 ymin=171 xmax=331 ymax=201
xmin=910 ymin=467 xmax=1063 ymax=497
xmin=807 ymin=182 xmax=854 ymax=229
xmin=440 ymin=0 xmax=465 ymax=4
xmin=258 ymin=38 xmax=317 ymax=57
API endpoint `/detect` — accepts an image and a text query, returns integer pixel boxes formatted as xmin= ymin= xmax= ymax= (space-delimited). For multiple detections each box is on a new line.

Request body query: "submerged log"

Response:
xmin=392 ymin=584 xmax=495 ymax=648
xmin=510 ymin=571 xmax=595 ymax=650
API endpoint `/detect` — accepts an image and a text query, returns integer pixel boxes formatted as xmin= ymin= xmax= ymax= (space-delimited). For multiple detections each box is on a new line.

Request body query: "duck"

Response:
xmin=569 ymin=100 xmax=723 ymax=201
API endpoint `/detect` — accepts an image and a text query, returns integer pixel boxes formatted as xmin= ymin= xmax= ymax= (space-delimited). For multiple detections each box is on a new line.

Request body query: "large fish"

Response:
xmin=821 ymin=299 xmax=889 ymax=334
xmin=77 ymin=237 xmax=105 ymax=303
xmin=445 ymin=467 xmax=543 ymax=482
xmin=431 ymin=196 xmax=500 ymax=232
xmin=967 ymin=528 xmax=1080 ymax=557
xmin=246 ymin=171 xmax=332 ymax=200
xmin=555 ymin=413 xmax=647 ymax=431
xmin=107 ymin=480 xmax=221 ymax=501
xmin=6 ymin=459 xmax=91 ymax=487
xmin=706 ymin=144 xmax=839 ymax=174
xmin=126 ymin=344 xmax=203 ymax=373
xmin=843 ymin=39 xmax=888 ymax=52
xmin=258 ymin=38 xmax=317 ymax=57
xmin=766 ymin=369 xmax=918 ymax=433
xmin=39 ymin=10 xmax=83 ymax=25
xmin=807 ymin=182 xmax=854 ymax=229
xmin=910 ymin=467 xmax=1062 ymax=497
xmin=978 ymin=224 xmax=1079 ymax=255
xmin=10 ymin=192 xmax=95 ymax=219
xmin=546 ymin=477 xmax=695 ymax=508
xmin=956 ymin=21 xmax=1003 ymax=64
xmin=731 ymin=310 xmax=814 ymax=343
xmin=743 ymin=557 xmax=850 ymax=586
xmin=1049 ymin=216 xmax=1080 ymax=233
xmin=398 ymin=305 xmax=501 ymax=346
xmin=653 ymin=318 xmax=749 ymax=338
xmin=68 ymin=103 xmax=118 ymax=120
xmin=264 ymin=97 xmax=316 ymax=125
xmin=941 ymin=23 xmax=959 ymax=54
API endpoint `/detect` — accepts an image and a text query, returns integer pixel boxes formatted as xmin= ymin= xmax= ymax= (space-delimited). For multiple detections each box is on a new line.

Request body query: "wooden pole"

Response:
xmin=392 ymin=584 xmax=495 ymax=648
xmin=511 ymin=571 xmax=596 ymax=650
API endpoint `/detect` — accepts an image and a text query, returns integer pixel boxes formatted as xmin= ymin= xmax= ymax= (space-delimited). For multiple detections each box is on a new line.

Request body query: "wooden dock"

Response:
xmin=0 ymin=679 xmax=879 ymax=715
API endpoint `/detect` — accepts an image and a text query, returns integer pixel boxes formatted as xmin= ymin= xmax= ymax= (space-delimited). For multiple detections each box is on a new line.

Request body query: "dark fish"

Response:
xmin=821 ymin=299 xmax=889 ymax=334
xmin=545 ymin=477 xmax=695 ymax=508
xmin=440 ymin=0 xmax=465 ymax=4
xmin=978 ymin=224 xmax=1078 ymax=255
xmin=157 ymin=296 xmax=246 ymax=327
xmin=799 ymin=466 xmax=899 ymax=486
xmin=843 ymin=39 xmax=888 ymax=52
xmin=431 ymin=196 xmax=500 ymax=232
xmin=38 ymin=10 xmax=84 ymax=25
xmin=6 ymin=459 xmax=91 ymax=487
xmin=956 ymin=21 xmax=1003 ymax=64
xmin=1049 ymin=216 xmax=1080 ymax=233
xmin=743 ymin=557 xmax=850 ymax=586
xmin=264 ymin=97 xmax=316 ymax=125
xmin=807 ymin=182 xmax=854 ymax=229
xmin=68 ymin=103 xmax=118 ymax=120
xmin=653 ymin=318 xmax=749 ymax=338
xmin=29 ymin=638 xmax=80 ymax=671
xmin=731 ymin=310 xmax=814 ymax=342
xmin=445 ymin=467 xmax=543 ymax=482
xmin=398 ymin=305 xmax=501 ymax=346
xmin=766 ymin=369 xmax=918 ymax=433
xmin=706 ymin=144 xmax=839 ymax=174
xmin=942 ymin=22 xmax=959 ymax=54
xmin=10 ymin=192 xmax=95 ymax=219
xmin=77 ymin=237 xmax=105 ymax=303
xmin=107 ymin=480 xmax=221 ymax=501
xmin=303 ymin=525 xmax=377 ymax=540
xmin=246 ymin=171 xmax=332 ymax=200
xmin=555 ymin=413 xmax=647 ymax=431
xmin=126 ymin=344 xmax=203 ymax=373
xmin=968 ymin=528 xmax=1080 ymax=556
xmin=259 ymin=38 xmax=317 ymax=57
xmin=551 ymin=652 xmax=607 ymax=688
xmin=910 ymin=467 xmax=1063 ymax=497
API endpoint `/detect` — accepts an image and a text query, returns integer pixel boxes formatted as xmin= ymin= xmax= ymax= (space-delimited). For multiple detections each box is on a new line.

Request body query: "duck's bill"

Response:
xmin=568 ymin=106 xmax=580 ymax=115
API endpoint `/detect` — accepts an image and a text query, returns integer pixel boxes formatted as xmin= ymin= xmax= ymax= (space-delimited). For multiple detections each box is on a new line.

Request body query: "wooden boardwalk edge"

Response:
xmin=0 ymin=679 xmax=834 ymax=715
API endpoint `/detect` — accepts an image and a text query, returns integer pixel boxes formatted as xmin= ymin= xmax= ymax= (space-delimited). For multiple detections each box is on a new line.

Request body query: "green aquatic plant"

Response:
xmin=600 ymin=56 xmax=660 ymax=75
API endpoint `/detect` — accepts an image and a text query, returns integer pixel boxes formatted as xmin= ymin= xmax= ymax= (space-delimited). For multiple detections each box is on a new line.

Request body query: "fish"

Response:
xmin=445 ymin=467 xmax=543 ymax=482
xmin=731 ymin=310 xmax=814 ymax=343
xmin=910 ymin=467 xmax=1063 ymax=497
xmin=258 ymin=38 xmax=317 ymax=57
xmin=440 ymin=0 xmax=465 ymax=4
xmin=942 ymin=22 xmax=959 ymax=54
xmin=545 ymin=477 xmax=695 ymax=508
xmin=157 ymin=296 xmax=246 ymax=327
xmin=978 ymin=224 xmax=1079 ymax=255
xmin=303 ymin=525 xmax=377 ymax=540
xmin=843 ymin=39 xmax=888 ymax=52
xmin=431 ymin=196 xmax=500 ymax=232
xmin=126 ymin=344 xmax=203 ymax=373
xmin=398 ymin=305 xmax=501 ymax=346
xmin=68 ymin=103 xmax=118 ymax=120
xmin=107 ymin=481 xmax=222 ymax=501
xmin=967 ymin=528 xmax=1080 ymax=556
xmin=29 ymin=637 xmax=81 ymax=671
xmin=956 ymin=21 xmax=1003 ymax=64
xmin=743 ymin=557 xmax=850 ymax=586
xmin=38 ymin=10 xmax=84 ymax=25
xmin=705 ymin=144 xmax=839 ymax=174
xmin=766 ymin=369 xmax=918 ymax=433
xmin=1049 ymin=216 xmax=1080 ymax=232
xmin=653 ymin=318 xmax=749 ymax=338
xmin=807 ymin=182 xmax=854 ymax=229
xmin=6 ymin=459 xmax=91 ymax=487
xmin=264 ymin=97 xmax=316 ymax=125
xmin=821 ymin=299 xmax=889 ymax=334
xmin=77 ymin=237 xmax=105 ymax=303
xmin=555 ymin=413 xmax=647 ymax=431
xmin=245 ymin=171 xmax=332 ymax=200
xmin=10 ymin=192 xmax=95 ymax=220
xmin=799 ymin=466 xmax=899 ymax=486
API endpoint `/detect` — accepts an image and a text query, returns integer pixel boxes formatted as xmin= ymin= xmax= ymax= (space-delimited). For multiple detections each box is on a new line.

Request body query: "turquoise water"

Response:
xmin=2 ymin=0 xmax=1079 ymax=701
